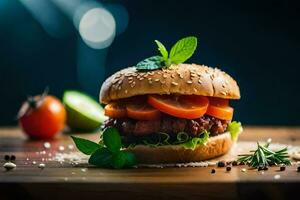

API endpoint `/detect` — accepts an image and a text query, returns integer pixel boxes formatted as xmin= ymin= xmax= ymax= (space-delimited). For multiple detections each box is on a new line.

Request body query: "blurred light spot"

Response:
xmin=79 ymin=7 xmax=116 ymax=49
xmin=105 ymin=3 xmax=129 ymax=35
xmin=73 ymin=1 xmax=102 ymax=29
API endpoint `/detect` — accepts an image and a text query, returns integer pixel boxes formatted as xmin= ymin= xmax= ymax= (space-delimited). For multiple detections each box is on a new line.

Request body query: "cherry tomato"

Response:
xmin=148 ymin=95 xmax=209 ymax=119
xmin=19 ymin=96 xmax=66 ymax=139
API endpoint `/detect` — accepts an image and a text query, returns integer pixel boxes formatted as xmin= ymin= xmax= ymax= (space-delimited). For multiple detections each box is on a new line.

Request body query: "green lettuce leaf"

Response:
xmin=124 ymin=131 xmax=209 ymax=150
xmin=227 ymin=121 xmax=243 ymax=141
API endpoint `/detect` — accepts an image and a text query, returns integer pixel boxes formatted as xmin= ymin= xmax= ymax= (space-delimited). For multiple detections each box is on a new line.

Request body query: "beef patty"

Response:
xmin=103 ymin=115 xmax=229 ymax=137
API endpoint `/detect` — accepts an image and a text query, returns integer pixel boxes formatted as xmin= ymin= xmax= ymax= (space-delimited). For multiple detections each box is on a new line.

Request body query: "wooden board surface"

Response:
xmin=0 ymin=127 xmax=300 ymax=200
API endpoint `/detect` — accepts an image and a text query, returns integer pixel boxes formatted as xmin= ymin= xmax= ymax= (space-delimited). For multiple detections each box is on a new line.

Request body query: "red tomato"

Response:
xmin=148 ymin=95 xmax=209 ymax=119
xmin=19 ymin=96 xmax=66 ymax=139
xmin=126 ymin=103 xmax=161 ymax=120
xmin=104 ymin=103 xmax=127 ymax=118
xmin=206 ymin=98 xmax=234 ymax=120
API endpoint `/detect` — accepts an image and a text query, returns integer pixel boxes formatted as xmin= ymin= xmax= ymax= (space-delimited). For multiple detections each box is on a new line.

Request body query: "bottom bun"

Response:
xmin=126 ymin=132 xmax=233 ymax=164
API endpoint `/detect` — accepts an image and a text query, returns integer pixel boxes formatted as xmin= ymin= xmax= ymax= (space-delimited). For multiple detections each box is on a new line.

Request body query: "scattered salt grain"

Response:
xmin=38 ymin=163 xmax=46 ymax=169
xmin=274 ymin=174 xmax=281 ymax=180
xmin=43 ymin=142 xmax=51 ymax=149
xmin=59 ymin=146 xmax=65 ymax=151
xmin=68 ymin=144 xmax=74 ymax=150
xmin=3 ymin=162 xmax=16 ymax=170
xmin=32 ymin=161 xmax=37 ymax=165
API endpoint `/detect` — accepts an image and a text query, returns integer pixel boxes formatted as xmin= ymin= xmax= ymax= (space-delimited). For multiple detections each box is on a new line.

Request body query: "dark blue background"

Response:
xmin=0 ymin=0 xmax=299 ymax=125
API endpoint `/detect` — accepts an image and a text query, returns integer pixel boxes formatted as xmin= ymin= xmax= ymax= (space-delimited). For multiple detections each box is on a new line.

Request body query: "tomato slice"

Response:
xmin=104 ymin=103 xmax=127 ymax=118
xmin=148 ymin=95 xmax=209 ymax=119
xmin=209 ymin=97 xmax=229 ymax=107
xmin=206 ymin=98 xmax=233 ymax=121
xmin=126 ymin=103 xmax=161 ymax=120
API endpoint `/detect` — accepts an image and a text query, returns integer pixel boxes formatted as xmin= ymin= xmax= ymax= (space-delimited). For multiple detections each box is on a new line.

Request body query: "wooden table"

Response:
xmin=0 ymin=127 xmax=299 ymax=200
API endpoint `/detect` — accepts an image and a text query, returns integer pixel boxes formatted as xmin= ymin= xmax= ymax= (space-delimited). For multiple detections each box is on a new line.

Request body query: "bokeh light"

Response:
xmin=79 ymin=7 xmax=116 ymax=49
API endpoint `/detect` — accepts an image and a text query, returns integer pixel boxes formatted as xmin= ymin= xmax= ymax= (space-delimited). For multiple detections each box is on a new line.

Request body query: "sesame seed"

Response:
xmin=197 ymin=72 xmax=202 ymax=76
xmin=163 ymin=74 xmax=168 ymax=78
xmin=160 ymin=80 xmax=166 ymax=84
xmin=191 ymin=73 xmax=196 ymax=77
xmin=241 ymin=168 xmax=247 ymax=172
xmin=221 ymin=91 xmax=227 ymax=95
xmin=128 ymin=77 xmax=133 ymax=80
xmin=171 ymin=82 xmax=178 ymax=86
xmin=171 ymin=74 xmax=175 ymax=78
xmin=139 ymin=77 xmax=144 ymax=80
xmin=125 ymin=90 xmax=128 ymax=94
xmin=118 ymin=86 xmax=122 ymax=90
xmin=198 ymin=80 xmax=202 ymax=84
xmin=187 ymin=80 xmax=193 ymax=84
xmin=130 ymin=83 xmax=135 ymax=88
xmin=149 ymin=81 xmax=153 ymax=84
xmin=155 ymin=79 xmax=160 ymax=82
xmin=193 ymin=88 xmax=197 ymax=92
xmin=179 ymin=74 xmax=184 ymax=79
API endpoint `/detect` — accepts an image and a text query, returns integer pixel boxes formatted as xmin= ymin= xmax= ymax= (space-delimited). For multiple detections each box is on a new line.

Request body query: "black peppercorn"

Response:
xmin=4 ymin=155 xmax=10 ymax=161
xmin=226 ymin=166 xmax=231 ymax=172
xmin=232 ymin=161 xmax=238 ymax=166
xmin=258 ymin=166 xmax=263 ymax=171
xmin=211 ymin=169 xmax=216 ymax=174
xmin=217 ymin=161 xmax=226 ymax=167
xmin=239 ymin=161 xmax=245 ymax=165
xmin=10 ymin=155 xmax=16 ymax=161
xmin=280 ymin=166 xmax=286 ymax=171
xmin=263 ymin=166 xmax=268 ymax=171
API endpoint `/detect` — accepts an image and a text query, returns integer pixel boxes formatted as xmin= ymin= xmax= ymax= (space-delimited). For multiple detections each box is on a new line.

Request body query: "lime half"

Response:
xmin=63 ymin=90 xmax=107 ymax=132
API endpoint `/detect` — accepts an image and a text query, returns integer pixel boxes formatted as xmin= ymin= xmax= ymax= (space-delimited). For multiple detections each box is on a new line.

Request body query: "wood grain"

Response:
xmin=0 ymin=127 xmax=299 ymax=200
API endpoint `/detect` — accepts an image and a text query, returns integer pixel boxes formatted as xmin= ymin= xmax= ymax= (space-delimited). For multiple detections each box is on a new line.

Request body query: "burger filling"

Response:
xmin=102 ymin=95 xmax=242 ymax=149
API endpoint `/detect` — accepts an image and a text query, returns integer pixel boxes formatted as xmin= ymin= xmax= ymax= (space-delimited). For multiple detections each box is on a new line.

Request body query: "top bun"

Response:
xmin=100 ymin=63 xmax=240 ymax=104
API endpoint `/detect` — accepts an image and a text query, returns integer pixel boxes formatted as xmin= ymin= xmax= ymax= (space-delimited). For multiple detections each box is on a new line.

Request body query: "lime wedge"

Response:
xmin=63 ymin=90 xmax=107 ymax=132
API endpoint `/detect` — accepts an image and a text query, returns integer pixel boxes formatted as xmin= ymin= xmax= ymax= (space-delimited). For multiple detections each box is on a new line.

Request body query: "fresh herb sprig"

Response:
xmin=136 ymin=36 xmax=197 ymax=70
xmin=237 ymin=140 xmax=291 ymax=168
xmin=71 ymin=127 xmax=137 ymax=169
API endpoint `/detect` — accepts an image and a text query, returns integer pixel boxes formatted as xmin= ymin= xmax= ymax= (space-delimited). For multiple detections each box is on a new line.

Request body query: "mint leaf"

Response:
xmin=124 ymin=152 xmax=137 ymax=167
xmin=71 ymin=136 xmax=101 ymax=155
xmin=169 ymin=36 xmax=197 ymax=64
xmin=103 ymin=127 xmax=121 ymax=153
xmin=136 ymin=56 xmax=163 ymax=70
xmin=89 ymin=148 xmax=112 ymax=168
xmin=227 ymin=121 xmax=243 ymax=141
xmin=111 ymin=151 xmax=127 ymax=169
xmin=155 ymin=40 xmax=168 ymax=61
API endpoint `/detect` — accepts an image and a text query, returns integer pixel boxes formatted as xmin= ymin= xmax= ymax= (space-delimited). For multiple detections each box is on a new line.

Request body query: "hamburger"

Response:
xmin=99 ymin=63 xmax=242 ymax=164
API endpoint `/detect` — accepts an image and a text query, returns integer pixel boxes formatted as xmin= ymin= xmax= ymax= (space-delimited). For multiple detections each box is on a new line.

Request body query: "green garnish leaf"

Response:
xmin=136 ymin=56 xmax=163 ymax=70
xmin=136 ymin=36 xmax=198 ymax=70
xmin=227 ymin=121 xmax=243 ymax=141
xmin=155 ymin=40 xmax=168 ymax=60
xmin=89 ymin=148 xmax=112 ymax=168
xmin=237 ymin=141 xmax=291 ymax=168
xmin=111 ymin=151 xmax=127 ymax=169
xmin=71 ymin=136 xmax=102 ymax=155
xmin=169 ymin=36 xmax=197 ymax=64
xmin=103 ymin=127 xmax=121 ymax=153
xmin=124 ymin=152 xmax=137 ymax=167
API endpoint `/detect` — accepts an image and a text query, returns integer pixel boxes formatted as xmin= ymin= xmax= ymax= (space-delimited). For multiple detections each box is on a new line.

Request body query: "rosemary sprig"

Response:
xmin=238 ymin=140 xmax=291 ymax=168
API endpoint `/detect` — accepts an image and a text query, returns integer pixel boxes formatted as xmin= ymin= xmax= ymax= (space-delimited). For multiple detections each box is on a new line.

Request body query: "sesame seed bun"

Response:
xmin=125 ymin=132 xmax=233 ymax=164
xmin=100 ymin=63 xmax=240 ymax=104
